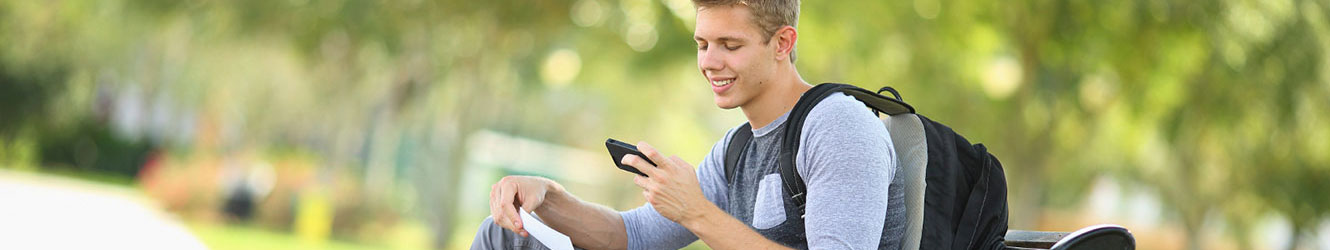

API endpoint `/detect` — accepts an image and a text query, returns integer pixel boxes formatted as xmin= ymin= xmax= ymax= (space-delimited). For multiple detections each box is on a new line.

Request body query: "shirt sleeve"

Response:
xmin=619 ymin=127 xmax=737 ymax=250
xmin=796 ymin=93 xmax=896 ymax=249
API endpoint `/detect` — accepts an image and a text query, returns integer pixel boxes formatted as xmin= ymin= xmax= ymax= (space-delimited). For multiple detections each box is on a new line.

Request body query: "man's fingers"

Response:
xmin=670 ymin=156 xmax=691 ymax=170
xmin=636 ymin=141 xmax=671 ymax=170
xmin=492 ymin=183 xmax=513 ymax=230
xmin=504 ymin=185 xmax=525 ymax=229
xmin=488 ymin=183 xmax=503 ymax=229
xmin=633 ymin=175 xmax=650 ymax=189
xmin=621 ymin=154 xmax=660 ymax=177
xmin=496 ymin=182 xmax=523 ymax=232
xmin=511 ymin=197 xmax=528 ymax=237
xmin=510 ymin=198 xmax=528 ymax=236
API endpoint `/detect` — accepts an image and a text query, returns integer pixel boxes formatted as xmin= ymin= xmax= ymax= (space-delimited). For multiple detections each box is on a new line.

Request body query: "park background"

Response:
xmin=1 ymin=0 xmax=1329 ymax=249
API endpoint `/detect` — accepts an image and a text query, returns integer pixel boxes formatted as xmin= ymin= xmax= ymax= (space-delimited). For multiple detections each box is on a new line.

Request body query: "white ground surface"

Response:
xmin=0 ymin=169 xmax=205 ymax=249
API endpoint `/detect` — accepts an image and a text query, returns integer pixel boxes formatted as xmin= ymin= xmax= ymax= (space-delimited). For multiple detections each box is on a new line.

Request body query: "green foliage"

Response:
xmin=2 ymin=0 xmax=1328 ymax=248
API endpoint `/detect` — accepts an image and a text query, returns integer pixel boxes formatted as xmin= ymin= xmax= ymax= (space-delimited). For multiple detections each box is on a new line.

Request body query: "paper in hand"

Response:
xmin=519 ymin=207 xmax=574 ymax=250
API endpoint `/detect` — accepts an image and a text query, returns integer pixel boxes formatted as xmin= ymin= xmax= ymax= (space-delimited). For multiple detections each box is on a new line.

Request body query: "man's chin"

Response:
xmin=714 ymin=97 xmax=741 ymax=110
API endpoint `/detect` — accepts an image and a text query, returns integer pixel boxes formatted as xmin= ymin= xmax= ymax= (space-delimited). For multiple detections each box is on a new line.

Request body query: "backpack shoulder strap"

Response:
xmin=724 ymin=123 xmax=753 ymax=183
xmin=779 ymin=83 xmax=915 ymax=217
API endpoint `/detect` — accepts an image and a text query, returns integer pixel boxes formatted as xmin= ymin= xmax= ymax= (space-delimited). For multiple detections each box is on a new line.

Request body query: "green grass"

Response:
xmin=187 ymin=222 xmax=432 ymax=250
xmin=188 ymin=222 xmax=378 ymax=250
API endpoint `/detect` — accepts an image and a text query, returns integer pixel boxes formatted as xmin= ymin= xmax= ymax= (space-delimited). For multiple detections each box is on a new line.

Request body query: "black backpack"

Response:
xmin=723 ymin=83 xmax=1009 ymax=250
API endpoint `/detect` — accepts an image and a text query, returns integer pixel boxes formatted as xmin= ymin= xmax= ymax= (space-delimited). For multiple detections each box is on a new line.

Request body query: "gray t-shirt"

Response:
xmin=620 ymin=93 xmax=906 ymax=249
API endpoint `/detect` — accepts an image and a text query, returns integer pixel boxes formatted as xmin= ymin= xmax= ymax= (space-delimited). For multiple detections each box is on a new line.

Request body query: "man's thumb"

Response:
xmin=521 ymin=199 xmax=541 ymax=213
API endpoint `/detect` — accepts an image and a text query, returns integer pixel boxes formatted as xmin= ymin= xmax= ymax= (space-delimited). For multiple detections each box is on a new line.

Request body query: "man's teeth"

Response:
xmin=712 ymin=79 xmax=733 ymax=87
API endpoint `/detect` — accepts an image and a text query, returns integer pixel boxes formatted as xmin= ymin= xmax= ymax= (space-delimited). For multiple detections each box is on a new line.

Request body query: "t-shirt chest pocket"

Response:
xmin=752 ymin=173 xmax=787 ymax=229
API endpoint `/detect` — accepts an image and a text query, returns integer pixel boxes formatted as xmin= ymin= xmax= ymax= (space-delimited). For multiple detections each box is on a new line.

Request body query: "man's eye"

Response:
xmin=698 ymin=45 xmax=708 ymax=51
xmin=725 ymin=45 xmax=741 ymax=51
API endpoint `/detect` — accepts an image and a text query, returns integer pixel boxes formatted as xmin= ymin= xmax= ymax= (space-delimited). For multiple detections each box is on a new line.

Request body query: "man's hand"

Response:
xmin=488 ymin=176 xmax=562 ymax=237
xmin=621 ymin=141 xmax=792 ymax=250
xmin=620 ymin=142 xmax=714 ymax=224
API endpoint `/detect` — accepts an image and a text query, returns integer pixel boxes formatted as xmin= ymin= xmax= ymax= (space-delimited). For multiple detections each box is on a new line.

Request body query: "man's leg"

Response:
xmin=470 ymin=216 xmax=557 ymax=250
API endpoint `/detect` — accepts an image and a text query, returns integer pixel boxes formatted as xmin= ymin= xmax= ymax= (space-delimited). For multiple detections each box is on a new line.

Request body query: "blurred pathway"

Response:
xmin=0 ymin=169 xmax=205 ymax=249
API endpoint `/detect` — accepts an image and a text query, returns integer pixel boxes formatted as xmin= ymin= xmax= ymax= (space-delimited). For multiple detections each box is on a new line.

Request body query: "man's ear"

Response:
xmin=773 ymin=26 xmax=797 ymax=62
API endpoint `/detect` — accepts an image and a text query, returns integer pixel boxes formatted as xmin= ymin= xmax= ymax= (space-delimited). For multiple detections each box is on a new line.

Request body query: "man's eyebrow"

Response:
xmin=694 ymin=36 xmax=748 ymax=43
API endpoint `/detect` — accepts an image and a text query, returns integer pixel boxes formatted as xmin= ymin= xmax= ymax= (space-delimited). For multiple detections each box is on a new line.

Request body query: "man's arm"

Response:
xmin=488 ymin=176 xmax=628 ymax=250
xmin=535 ymin=183 xmax=629 ymax=250
xmin=678 ymin=202 xmax=793 ymax=250
xmin=796 ymin=93 xmax=895 ymax=248
xmin=497 ymin=128 xmax=740 ymax=250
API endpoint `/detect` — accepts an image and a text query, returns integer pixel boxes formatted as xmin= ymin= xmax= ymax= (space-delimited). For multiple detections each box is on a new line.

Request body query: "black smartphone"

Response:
xmin=605 ymin=138 xmax=656 ymax=177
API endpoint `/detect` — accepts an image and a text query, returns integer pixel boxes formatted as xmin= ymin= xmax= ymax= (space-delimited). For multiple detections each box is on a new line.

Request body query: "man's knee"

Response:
xmin=480 ymin=216 xmax=501 ymax=232
xmin=473 ymin=216 xmax=546 ymax=250
xmin=472 ymin=216 xmax=502 ymax=249
xmin=477 ymin=216 xmax=508 ymax=237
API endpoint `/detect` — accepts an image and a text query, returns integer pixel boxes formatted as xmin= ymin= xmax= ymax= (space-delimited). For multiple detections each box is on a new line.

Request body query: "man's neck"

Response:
xmin=740 ymin=69 xmax=811 ymax=130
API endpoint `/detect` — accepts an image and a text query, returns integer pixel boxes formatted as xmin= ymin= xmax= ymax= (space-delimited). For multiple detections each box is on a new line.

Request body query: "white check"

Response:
xmin=519 ymin=208 xmax=574 ymax=250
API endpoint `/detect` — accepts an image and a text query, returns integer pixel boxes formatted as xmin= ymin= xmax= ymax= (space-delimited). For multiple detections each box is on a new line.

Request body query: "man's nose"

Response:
xmin=698 ymin=49 xmax=723 ymax=72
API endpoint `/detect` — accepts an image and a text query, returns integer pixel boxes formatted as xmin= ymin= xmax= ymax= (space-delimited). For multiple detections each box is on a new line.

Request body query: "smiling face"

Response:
xmin=695 ymin=5 xmax=781 ymax=110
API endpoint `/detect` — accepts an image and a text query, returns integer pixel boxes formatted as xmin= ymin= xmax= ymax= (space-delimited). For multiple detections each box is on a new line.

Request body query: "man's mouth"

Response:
xmin=710 ymin=77 xmax=736 ymax=95
xmin=710 ymin=78 xmax=734 ymax=87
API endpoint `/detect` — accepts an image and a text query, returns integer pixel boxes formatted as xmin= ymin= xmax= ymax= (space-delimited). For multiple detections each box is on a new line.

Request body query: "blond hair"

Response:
xmin=694 ymin=0 xmax=800 ymax=62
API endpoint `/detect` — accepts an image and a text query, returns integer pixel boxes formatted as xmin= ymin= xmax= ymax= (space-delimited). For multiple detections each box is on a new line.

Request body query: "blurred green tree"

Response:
xmin=2 ymin=0 xmax=1328 ymax=249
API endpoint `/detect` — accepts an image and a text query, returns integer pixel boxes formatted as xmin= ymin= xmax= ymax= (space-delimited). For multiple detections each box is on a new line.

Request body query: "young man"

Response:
xmin=471 ymin=0 xmax=904 ymax=249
